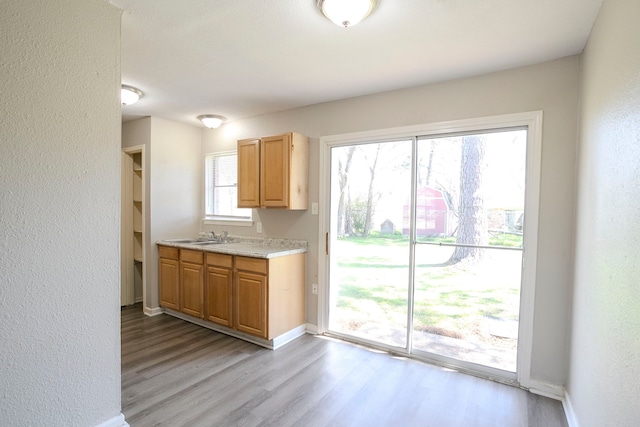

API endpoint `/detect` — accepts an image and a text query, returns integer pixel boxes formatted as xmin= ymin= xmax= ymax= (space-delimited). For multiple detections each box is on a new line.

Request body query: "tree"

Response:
xmin=339 ymin=141 xmax=409 ymax=237
xmin=336 ymin=146 xmax=356 ymax=237
xmin=362 ymin=144 xmax=382 ymax=236
xmin=450 ymin=135 xmax=487 ymax=262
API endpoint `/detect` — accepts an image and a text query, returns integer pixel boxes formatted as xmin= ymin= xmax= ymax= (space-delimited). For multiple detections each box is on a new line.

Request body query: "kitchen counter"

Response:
xmin=157 ymin=236 xmax=308 ymax=259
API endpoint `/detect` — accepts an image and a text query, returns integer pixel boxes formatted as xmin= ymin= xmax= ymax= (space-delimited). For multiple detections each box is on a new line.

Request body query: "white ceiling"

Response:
xmin=112 ymin=0 xmax=602 ymax=127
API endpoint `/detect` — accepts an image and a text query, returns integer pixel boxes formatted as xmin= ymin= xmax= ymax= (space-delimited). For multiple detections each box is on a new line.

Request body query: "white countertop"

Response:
xmin=157 ymin=236 xmax=308 ymax=259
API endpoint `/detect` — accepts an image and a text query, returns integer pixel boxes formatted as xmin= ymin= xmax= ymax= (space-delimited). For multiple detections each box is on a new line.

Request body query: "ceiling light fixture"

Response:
xmin=121 ymin=85 xmax=143 ymax=106
xmin=198 ymin=114 xmax=226 ymax=129
xmin=317 ymin=0 xmax=377 ymax=28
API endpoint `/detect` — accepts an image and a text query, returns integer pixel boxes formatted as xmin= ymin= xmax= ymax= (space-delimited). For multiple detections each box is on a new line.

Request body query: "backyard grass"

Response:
xmin=331 ymin=232 xmax=522 ymax=348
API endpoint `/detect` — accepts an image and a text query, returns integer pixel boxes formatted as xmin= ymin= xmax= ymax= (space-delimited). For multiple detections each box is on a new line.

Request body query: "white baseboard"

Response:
xmin=144 ymin=306 xmax=163 ymax=317
xmin=563 ymin=391 xmax=580 ymax=427
xmin=162 ymin=308 xmax=306 ymax=350
xmin=305 ymin=323 xmax=319 ymax=334
xmin=527 ymin=379 xmax=565 ymax=400
xmin=95 ymin=413 xmax=129 ymax=427
xmin=271 ymin=324 xmax=307 ymax=349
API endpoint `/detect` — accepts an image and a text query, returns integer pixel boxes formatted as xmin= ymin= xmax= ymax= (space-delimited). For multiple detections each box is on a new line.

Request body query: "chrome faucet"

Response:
xmin=220 ymin=230 xmax=228 ymax=242
xmin=208 ymin=230 xmax=216 ymax=240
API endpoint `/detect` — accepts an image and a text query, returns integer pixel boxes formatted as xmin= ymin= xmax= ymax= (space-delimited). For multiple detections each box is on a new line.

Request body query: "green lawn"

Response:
xmin=332 ymin=233 xmax=522 ymax=340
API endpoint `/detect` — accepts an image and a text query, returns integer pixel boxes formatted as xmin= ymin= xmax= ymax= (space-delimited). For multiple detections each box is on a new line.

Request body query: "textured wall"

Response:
xmin=569 ymin=0 xmax=640 ymax=425
xmin=202 ymin=56 xmax=581 ymax=387
xmin=0 ymin=0 xmax=124 ymax=426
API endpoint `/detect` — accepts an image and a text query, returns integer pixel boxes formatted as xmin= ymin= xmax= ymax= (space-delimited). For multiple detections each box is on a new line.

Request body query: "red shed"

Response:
xmin=403 ymin=186 xmax=453 ymax=236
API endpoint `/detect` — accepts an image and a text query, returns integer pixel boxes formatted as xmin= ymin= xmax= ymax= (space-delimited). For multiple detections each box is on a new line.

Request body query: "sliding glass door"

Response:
xmin=328 ymin=140 xmax=413 ymax=348
xmin=411 ymin=130 xmax=526 ymax=373
xmin=326 ymin=128 xmax=528 ymax=378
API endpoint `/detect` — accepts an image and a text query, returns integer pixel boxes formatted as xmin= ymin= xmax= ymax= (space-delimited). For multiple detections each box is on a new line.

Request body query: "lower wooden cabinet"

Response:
xmin=234 ymin=254 xmax=306 ymax=340
xmin=206 ymin=253 xmax=233 ymax=327
xmin=235 ymin=269 xmax=268 ymax=338
xmin=159 ymin=246 xmax=179 ymax=310
xmin=180 ymin=249 xmax=204 ymax=318
xmin=158 ymin=245 xmax=305 ymax=341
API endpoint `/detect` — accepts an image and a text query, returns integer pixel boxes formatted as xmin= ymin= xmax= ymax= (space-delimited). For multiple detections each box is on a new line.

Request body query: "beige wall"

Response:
xmin=0 ymin=0 xmax=124 ymax=426
xmin=123 ymin=117 xmax=202 ymax=309
xmin=569 ymin=0 xmax=640 ymax=425
xmin=202 ymin=56 xmax=581 ymax=387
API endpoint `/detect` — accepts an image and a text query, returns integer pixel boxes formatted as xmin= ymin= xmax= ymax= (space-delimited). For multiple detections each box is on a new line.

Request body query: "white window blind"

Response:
xmin=205 ymin=152 xmax=251 ymax=220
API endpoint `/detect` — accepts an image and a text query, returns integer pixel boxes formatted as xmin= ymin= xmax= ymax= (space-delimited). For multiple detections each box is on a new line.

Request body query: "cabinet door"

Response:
xmin=235 ymin=270 xmax=267 ymax=338
xmin=237 ymin=138 xmax=260 ymax=208
xmin=260 ymin=134 xmax=290 ymax=207
xmin=206 ymin=266 xmax=233 ymax=327
xmin=180 ymin=262 xmax=204 ymax=318
xmin=159 ymin=258 xmax=179 ymax=310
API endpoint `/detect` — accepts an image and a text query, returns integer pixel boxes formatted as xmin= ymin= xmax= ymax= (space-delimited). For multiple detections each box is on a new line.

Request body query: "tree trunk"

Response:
xmin=363 ymin=145 xmax=381 ymax=237
xmin=450 ymin=136 xmax=487 ymax=262
xmin=345 ymin=191 xmax=353 ymax=235
xmin=337 ymin=146 xmax=356 ymax=237
xmin=425 ymin=144 xmax=435 ymax=186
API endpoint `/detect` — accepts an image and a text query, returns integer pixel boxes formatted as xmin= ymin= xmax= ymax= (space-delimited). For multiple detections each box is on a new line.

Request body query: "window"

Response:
xmin=204 ymin=152 xmax=252 ymax=222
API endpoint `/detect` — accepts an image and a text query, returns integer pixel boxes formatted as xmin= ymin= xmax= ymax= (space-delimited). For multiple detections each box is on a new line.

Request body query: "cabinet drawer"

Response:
xmin=235 ymin=256 xmax=267 ymax=274
xmin=158 ymin=245 xmax=179 ymax=260
xmin=207 ymin=252 xmax=233 ymax=268
xmin=180 ymin=249 xmax=204 ymax=265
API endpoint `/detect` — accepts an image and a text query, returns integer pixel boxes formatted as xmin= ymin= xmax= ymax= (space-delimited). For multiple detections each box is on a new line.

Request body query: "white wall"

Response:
xmin=123 ymin=117 xmax=202 ymax=309
xmin=0 ymin=1 xmax=124 ymax=426
xmin=202 ymin=55 xmax=581 ymax=388
xmin=568 ymin=0 xmax=640 ymax=425
xmin=122 ymin=116 xmax=151 ymax=151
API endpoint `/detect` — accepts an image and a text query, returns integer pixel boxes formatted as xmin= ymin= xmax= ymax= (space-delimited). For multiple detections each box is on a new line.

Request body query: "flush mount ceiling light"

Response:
xmin=317 ymin=0 xmax=377 ymax=28
xmin=121 ymin=85 xmax=143 ymax=106
xmin=198 ymin=114 xmax=226 ymax=129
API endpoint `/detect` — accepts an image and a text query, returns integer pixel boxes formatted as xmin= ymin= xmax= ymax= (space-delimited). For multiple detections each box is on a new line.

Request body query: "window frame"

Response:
xmin=203 ymin=151 xmax=253 ymax=226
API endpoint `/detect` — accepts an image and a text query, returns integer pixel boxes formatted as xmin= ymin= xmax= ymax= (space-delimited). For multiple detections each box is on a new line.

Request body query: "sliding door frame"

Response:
xmin=317 ymin=111 xmax=542 ymax=388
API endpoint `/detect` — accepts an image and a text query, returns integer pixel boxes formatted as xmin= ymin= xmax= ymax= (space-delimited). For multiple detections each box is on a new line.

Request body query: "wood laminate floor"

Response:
xmin=121 ymin=304 xmax=568 ymax=427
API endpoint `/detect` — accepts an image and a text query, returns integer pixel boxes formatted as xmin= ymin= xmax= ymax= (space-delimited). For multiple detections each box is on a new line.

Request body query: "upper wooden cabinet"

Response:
xmin=237 ymin=132 xmax=308 ymax=210
xmin=237 ymin=139 xmax=260 ymax=208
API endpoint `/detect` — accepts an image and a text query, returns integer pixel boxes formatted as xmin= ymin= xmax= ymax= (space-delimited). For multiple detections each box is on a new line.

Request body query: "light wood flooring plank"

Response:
xmin=121 ymin=304 xmax=568 ymax=427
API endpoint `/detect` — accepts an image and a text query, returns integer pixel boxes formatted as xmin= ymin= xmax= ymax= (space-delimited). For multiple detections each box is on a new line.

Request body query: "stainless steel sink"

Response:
xmin=162 ymin=238 xmax=198 ymax=243
xmin=191 ymin=240 xmax=233 ymax=245
xmin=162 ymin=238 xmax=232 ymax=245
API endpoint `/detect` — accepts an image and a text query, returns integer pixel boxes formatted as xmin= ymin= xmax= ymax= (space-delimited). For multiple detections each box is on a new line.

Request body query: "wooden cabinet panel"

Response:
xmin=181 ymin=262 xmax=203 ymax=318
xmin=159 ymin=245 xmax=179 ymax=260
xmin=237 ymin=138 xmax=260 ymax=208
xmin=206 ymin=266 xmax=233 ymax=327
xmin=180 ymin=249 xmax=203 ymax=265
xmin=235 ymin=256 xmax=267 ymax=274
xmin=159 ymin=257 xmax=179 ymax=310
xmin=207 ymin=252 xmax=233 ymax=269
xmin=267 ymin=252 xmax=306 ymax=338
xmin=260 ymin=134 xmax=290 ymax=208
xmin=288 ymin=132 xmax=309 ymax=210
xmin=235 ymin=271 xmax=267 ymax=338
